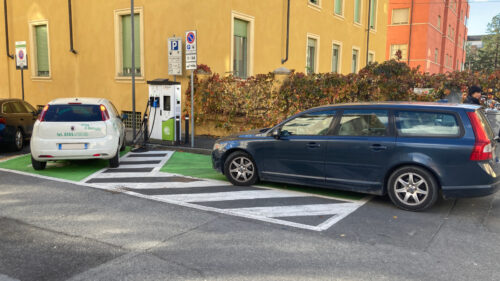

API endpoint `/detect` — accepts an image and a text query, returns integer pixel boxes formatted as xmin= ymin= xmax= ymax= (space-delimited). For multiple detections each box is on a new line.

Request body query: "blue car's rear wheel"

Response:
xmin=224 ymin=151 xmax=258 ymax=186
xmin=387 ymin=166 xmax=438 ymax=211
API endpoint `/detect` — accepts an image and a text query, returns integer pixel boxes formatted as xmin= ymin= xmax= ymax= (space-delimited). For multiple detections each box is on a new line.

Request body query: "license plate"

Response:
xmin=58 ymin=143 xmax=88 ymax=150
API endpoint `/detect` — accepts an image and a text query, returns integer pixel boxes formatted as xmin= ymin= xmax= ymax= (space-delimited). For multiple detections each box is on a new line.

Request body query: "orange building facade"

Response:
xmin=386 ymin=0 xmax=469 ymax=73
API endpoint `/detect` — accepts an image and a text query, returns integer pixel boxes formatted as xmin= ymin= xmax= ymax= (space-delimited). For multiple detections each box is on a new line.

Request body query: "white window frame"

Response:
xmin=331 ymin=40 xmax=342 ymax=73
xmin=114 ymin=7 xmax=145 ymax=81
xmin=353 ymin=0 xmax=363 ymax=26
xmin=230 ymin=11 xmax=254 ymax=79
xmin=391 ymin=8 xmax=410 ymax=25
xmin=334 ymin=0 xmax=345 ymax=18
xmin=306 ymin=33 xmax=320 ymax=74
xmin=29 ymin=20 xmax=51 ymax=80
xmin=351 ymin=46 xmax=360 ymax=73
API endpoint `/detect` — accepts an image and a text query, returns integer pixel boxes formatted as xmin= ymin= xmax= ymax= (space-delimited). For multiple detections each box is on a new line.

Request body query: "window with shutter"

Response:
xmin=233 ymin=18 xmax=249 ymax=79
xmin=34 ymin=24 xmax=50 ymax=77
xmin=392 ymin=8 xmax=409 ymax=25
xmin=335 ymin=0 xmax=343 ymax=16
xmin=306 ymin=37 xmax=317 ymax=74
xmin=121 ymin=14 xmax=141 ymax=76
xmin=370 ymin=0 xmax=377 ymax=29
xmin=354 ymin=0 xmax=361 ymax=23
xmin=332 ymin=44 xmax=340 ymax=73
xmin=352 ymin=49 xmax=359 ymax=73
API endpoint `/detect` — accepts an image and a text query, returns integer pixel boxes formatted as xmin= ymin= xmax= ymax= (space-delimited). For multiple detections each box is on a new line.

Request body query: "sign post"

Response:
xmin=168 ymin=36 xmax=182 ymax=80
xmin=15 ymin=41 xmax=27 ymax=101
xmin=185 ymin=30 xmax=197 ymax=148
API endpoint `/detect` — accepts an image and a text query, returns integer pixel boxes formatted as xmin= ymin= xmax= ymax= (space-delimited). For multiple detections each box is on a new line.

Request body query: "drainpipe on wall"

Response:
xmin=281 ymin=0 xmax=290 ymax=64
xmin=3 ymin=0 xmax=14 ymax=59
xmin=365 ymin=0 xmax=372 ymax=66
xmin=407 ymin=0 xmax=414 ymax=65
xmin=68 ymin=0 xmax=77 ymax=54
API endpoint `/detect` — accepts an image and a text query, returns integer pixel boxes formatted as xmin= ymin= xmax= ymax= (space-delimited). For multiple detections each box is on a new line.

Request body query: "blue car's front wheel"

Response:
xmin=224 ymin=151 xmax=258 ymax=186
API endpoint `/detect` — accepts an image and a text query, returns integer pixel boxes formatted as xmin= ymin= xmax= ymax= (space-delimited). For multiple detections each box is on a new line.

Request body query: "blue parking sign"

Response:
xmin=171 ymin=40 xmax=178 ymax=51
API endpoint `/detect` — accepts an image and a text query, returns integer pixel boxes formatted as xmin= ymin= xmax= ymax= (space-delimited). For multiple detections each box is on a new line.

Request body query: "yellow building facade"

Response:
xmin=0 ymin=0 xmax=388 ymax=121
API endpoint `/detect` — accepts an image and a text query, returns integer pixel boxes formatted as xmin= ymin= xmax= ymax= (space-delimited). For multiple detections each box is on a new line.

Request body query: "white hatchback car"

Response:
xmin=30 ymin=98 xmax=126 ymax=170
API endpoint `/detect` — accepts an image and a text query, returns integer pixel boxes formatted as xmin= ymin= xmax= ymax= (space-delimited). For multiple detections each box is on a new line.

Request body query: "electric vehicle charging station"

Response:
xmin=147 ymin=79 xmax=182 ymax=143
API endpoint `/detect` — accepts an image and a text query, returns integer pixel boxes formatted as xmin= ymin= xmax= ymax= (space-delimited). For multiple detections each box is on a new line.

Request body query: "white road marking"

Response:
xmin=154 ymin=190 xmax=305 ymax=203
xmin=227 ymin=203 xmax=361 ymax=218
xmin=1 ymin=149 xmax=372 ymax=231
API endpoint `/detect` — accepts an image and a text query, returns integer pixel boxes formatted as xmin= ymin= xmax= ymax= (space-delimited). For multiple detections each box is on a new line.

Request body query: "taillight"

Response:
xmin=0 ymin=117 xmax=6 ymax=125
xmin=467 ymin=111 xmax=492 ymax=161
xmin=100 ymin=104 xmax=110 ymax=121
xmin=38 ymin=104 xmax=49 ymax=122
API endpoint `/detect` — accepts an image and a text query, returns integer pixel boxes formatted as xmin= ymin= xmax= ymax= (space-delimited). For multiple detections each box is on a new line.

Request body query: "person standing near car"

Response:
xmin=464 ymin=85 xmax=482 ymax=105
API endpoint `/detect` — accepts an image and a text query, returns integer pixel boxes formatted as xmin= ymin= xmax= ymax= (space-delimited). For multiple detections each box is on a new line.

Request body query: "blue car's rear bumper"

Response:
xmin=442 ymin=181 xmax=500 ymax=199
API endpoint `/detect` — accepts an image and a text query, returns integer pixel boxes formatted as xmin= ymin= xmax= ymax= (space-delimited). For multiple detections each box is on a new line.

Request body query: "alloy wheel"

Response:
xmin=393 ymin=172 xmax=429 ymax=206
xmin=228 ymin=156 xmax=255 ymax=183
xmin=15 ymin=130 xmax=23 ymax=150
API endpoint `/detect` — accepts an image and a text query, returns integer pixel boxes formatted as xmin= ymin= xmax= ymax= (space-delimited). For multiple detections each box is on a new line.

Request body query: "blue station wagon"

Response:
xmin=212 ymin=103 xmax=500 ymax=211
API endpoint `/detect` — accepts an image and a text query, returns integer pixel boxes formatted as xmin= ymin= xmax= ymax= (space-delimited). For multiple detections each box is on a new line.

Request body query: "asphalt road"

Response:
xmin=0 ymin=170 xmax=499 ymax=281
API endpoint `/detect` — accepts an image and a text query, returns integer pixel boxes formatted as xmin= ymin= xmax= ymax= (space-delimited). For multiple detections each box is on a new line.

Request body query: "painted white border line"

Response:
xmin=0 ymin=167 xmax=371 ymax=231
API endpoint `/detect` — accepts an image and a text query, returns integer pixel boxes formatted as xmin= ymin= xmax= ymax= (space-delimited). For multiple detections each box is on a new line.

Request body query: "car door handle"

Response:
xmin=370 ymin=144 xmax=387 ymax=151
xmin=307 ymin=142 xmax=321 ymax=148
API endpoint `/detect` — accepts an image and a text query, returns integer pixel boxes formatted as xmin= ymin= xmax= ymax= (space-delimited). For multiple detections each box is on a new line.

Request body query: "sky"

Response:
xmin=468 ymin=0 xmax=500 ymax=35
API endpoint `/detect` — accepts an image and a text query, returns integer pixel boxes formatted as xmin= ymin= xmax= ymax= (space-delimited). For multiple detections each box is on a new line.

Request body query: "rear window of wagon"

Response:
xmin=395 ymin=111 xmax=461 ymax=137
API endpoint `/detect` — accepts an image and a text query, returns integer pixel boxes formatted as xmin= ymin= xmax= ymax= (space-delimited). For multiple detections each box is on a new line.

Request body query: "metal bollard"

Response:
xmin=184 ymin=116 xmax=190 ymax=144
xmin=175 ymin=117 xmax=180 ymax=145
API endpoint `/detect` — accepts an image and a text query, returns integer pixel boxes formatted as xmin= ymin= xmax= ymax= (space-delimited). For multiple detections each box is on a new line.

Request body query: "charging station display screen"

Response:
xmin=164 ymin=96 xmax=171 ymax=111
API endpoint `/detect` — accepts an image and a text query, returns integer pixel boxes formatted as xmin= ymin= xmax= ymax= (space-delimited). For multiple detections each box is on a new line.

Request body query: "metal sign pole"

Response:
xmin=21 ymin=67 xmax=24 ymax=101
xmin=131 ymin=0 xmax=136 ymax=141
xmin=190 ymin=70 xmax=194 ymax=147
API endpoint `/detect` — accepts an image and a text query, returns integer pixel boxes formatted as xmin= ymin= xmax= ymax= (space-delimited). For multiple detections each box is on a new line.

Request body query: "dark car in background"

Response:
xmin=212 ymin=103 xmax=500 ymax=211
xmin=0 ymin=99 xmax=39 ymax=151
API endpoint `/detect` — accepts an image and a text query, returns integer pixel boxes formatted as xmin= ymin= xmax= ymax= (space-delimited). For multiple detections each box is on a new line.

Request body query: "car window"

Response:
xmin=11 ymin=102 xmax=29 ymax=113
xmin=281 ymin=110 xmax=336 ymax=136
xmin=2 ymin=103 xmax=13 ymax=114
xmin=43 ymin=104 xmax=103 ymax=122
xmin=396 ymin=111 xmax=460 ymax=137
xmin=22 ymin=102 xmax=36 ymax=113
xmin=338 ymin=110 xmax=389 ymax=137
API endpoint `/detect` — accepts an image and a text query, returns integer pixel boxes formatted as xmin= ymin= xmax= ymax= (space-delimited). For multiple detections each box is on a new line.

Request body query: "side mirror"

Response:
xmin=121 ymin=113 xmax=128 ymax=120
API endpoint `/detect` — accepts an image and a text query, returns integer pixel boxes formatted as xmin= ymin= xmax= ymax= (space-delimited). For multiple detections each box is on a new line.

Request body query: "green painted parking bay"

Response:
xmin=0 ymin=147 xmax=130 ymax=182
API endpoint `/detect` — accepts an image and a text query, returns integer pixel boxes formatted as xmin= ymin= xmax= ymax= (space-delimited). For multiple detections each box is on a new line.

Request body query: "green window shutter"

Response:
xmin=234 ymin=19 xmax=248 ymax=38
xmin=354 ymin=0 xmax=360 ymax=23
xmin=370 ymin=0 xmax=377 ymax=28
xmin=335 ymin=0 xmax=342 ymax=15
xmin=35 ymin=25 xmax=49 ymax=76
xmin=121 ymin=14 xmax=141 ymax=75
xmin=233 ymin=18 xmax=248 ymax=78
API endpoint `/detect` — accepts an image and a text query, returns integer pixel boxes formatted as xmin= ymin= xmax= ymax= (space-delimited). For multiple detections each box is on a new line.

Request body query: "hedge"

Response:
xmin=185 ymin=61 xmax=500 ymax=132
